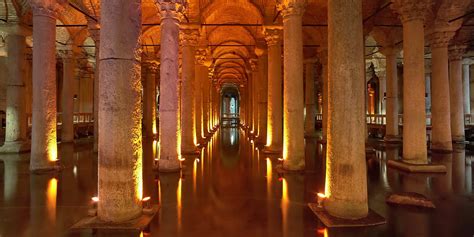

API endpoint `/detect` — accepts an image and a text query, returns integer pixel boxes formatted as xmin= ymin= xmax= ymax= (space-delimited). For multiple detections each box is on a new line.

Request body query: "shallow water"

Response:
xmin=0 ymin=128 xmax=473 ymax=237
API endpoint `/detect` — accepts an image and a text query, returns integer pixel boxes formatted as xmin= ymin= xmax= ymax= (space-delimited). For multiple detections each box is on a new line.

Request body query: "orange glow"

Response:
xmin=266 ymin=158 xmax=272 ymax=200
xmin=47 ymin=178 xmax=58 ymax=221
xmin=177 ymin=177 xmax=182 ymax=231
xmin=281 ymin=177 xmax=289 ymax=237
xmin=91 ymin=196 xmax=99 ymax=202
xmin=153 ymin=140 xmax=158 ymax=158
xmin=179 ymin=157 xmax=186 ymax=161
xmin=142 ymin=196 xmax=151 ymax=202
xmin=317 ymin=228 xmax=328 ymax=237
xmin=193 ymin=158 xmax=198 ymax=195
xmin=317 ymin=193 xmax=326 ymax=198
xmin=49 ymin=143 xmax=58 ymax=162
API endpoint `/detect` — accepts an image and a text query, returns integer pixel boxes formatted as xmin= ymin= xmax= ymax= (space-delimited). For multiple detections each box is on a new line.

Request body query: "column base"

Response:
xmin=156 ymin=159 xmax=181 ymax=172
xmin=305 ymin=131 xmax=318 ymax=138
xmin=281 ymin=159 xmax=305 ymax=172
xmin=384 ymin=135 xmax=402 ymax=143
xmin=0 ymin=141 xmax=31 ymax=153
xmin=308 ymin=203 xmax=386 ymax=227
xmin=387 ymin=160 xmax=446 ymax=173
xmin=452 ymin=136 xmax=466 ymax=144
xmin=262 ymin=146 xmax=282 ymax=154
xmin=30 ymin=164 xmax=61 ymax=174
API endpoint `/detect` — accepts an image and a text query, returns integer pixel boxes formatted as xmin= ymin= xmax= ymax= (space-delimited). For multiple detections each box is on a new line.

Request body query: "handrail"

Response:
xmin=316 ymin=113 xmax=436 ymax=126
xmin=26 ymin=112 xmax=94 ymax=127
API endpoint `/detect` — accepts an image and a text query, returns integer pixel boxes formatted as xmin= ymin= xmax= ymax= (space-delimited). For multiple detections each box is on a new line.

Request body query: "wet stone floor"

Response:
xmin=0 ymin=128 xmax=474 ymax=237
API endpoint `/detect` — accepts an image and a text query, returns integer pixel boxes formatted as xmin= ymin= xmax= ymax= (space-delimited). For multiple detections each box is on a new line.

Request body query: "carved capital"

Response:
xmin=449 ymin=45 xmax=466 ymax=61
xmin=391 ymin=0 xmax=432 ymax=23
xmin=277 ymin=0 xmax=306 ymax=18
xmin=195 ymin=48 xmax=210 ymax=65
xmin=58 ymin=49 xmax=75 ymax=60
xmin=143 ymin=61 xmax=160 ymax=73
xmin=29 ymin=0 xmax=66 ymax=18
xmin=180 ymin=28 xmax=199 ymax=47
xmin=428 ymin=31 xmax=455 ymax=48
xmin=155 ymin=0 xmax=187 ymax=21
xmin=249 ymin=59 xmax=258 ymax=72
xmin=379 ymin=46 xmax=401 ymax=57
xmin=263 ymin=26 xmax=283 ymax=47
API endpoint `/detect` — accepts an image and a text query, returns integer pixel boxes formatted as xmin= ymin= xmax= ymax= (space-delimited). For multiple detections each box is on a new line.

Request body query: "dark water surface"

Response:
xmin=0 ymin=128 xmax=473 ymax=237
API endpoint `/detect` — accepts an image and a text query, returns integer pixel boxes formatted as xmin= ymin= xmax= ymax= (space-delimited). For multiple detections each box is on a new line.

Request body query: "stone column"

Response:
xmin=59 ymin=49 xmax=77 ymax=143
xmin=250 ymin=60 xmax=258 ymax=136
xmin=325 ymin=0 xmax=368 ymax=219
xmin=194 ymin=48 xmax=207 ymax=143
xmin=462 ymin=60 xmax=471 ymax=114
xmin=278 ymin=0 xmax=305 ymax=170
xmin=263 ymin=27 xmax=283 ymax=152
xmin=391 ymin=0 xmax=429 ymax=164
xmin=180 ymin=27 xmax=199 ymax=154
xmin=29 ymin=1 xmax=64 ymax=171
xmin=256 ymin=47 xmax=268 ymax=144
xmin=0 ymin=25 xmax=30 ymax=153
xmin=429 ymin=31 xmax=454 ymax=151
xmin=88 ymin=21 xmax=100 ymax=152
xmin=202 ymin=69 xmax=211 ymax=138
xmin=304 ymin=59 xmax=317 ymax=137
xmin=143 ymin=62 xmax=158 ymax=138
xmin=449 ymin=45 xmax=466 ymax=143
xmin=381 ymin=47 xmax=400 ymax=142
xmin=156 ymin=0 xmax=185 ymax=171
xmin=318 ymin=48 xmax=329 ymax=140
xmin=98 ymin=0 xmax=143 ymax=222
xmin=425 ymin=66 xmax=431 ymax=114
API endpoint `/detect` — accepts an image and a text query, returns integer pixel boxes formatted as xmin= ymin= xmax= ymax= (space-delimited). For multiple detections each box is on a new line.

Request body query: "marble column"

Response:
xmin=263 ymin=27 xmax=283 ymax=152
xmin=325 ymin=0 xmax=368 ymax=219
xmin=29 ymin=1 xmax=64 ymax=171
xmin=180 ymin=27 xmax=199 ymax=154
xmin=256 ymin=47 xmax=268 ymax=144
xmin=429 ymin=31 xmax=454 ymax=151
xmin=143 ymin=62 xmax=158 ymax=138
xmin=194 ymin=49 xmax=207 ymax=143
xmin=381 ymin=47 xmax=400 ymax=142
xmin=250 ymin=60 xmax=258 ymax=136
xmin=304 ymin=59 xmax=317 ymax=137
xmin=449 ymin=45 xmax=466 ymax=143
xmin=278 ymin=0 xmax=305 ymax=170
xmin=425 ymin=66 xmax=431 ymax=114
xmin=462 ymin=60 xmax=471 ymax=115
xmin=88 ymin=22 xmax=100 ymax=153
xmin=156 ymin=0 xmax=185 ymax=171
xmin=0 ymin=25 xmax=30 ymax=153
xmin=320 ymin=49 xmax=328 ymax=140
xmin=60 ymin=49 xmax=77 ymax=143
xmin=98 ymin=0 xmax=143 ymax=222
xmin=202 ymin=69 xmax=211 ymax=138
xmin=392 ymin=0 xmax=429 ymax=164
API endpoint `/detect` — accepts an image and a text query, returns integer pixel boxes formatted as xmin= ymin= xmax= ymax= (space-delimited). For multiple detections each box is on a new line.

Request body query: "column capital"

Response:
xmin=195 ymin=47 xmax=211 ymax=66
xmin=263 ymin=26 xmax=283 ymax=46
xmin=379 ymin=46 xmax=401 ymax=57
xmin=58 ymin=49 xmax=76 ymax=60
xmin=462 ymin=58 xmax=473 ymax=65
xmin=29 ymin=0 xmax=66 ymax=18
xmin=277 ymin=0 xmax=306 ymax=18
xmin=87 ymin=19 xmax=100 ymax=44
xmin=1 ymin=23 xmax=31 ymax=37
xmin=449 ymin=45 xmax=467 ymax=61
xmin=155 ymin=0 xmax=187 ymax=21
xmin=249 ymin=59 xmax=258 ymax=72
xmin=391 ymin=0 xmax=432 ymax=23
xmin=143 ymin=61 xmax=160 ymax=73
xmin=180 ymin=26 xmax=199 ymax=47
xmin=428 ymin=31 xmax=456 ymax=48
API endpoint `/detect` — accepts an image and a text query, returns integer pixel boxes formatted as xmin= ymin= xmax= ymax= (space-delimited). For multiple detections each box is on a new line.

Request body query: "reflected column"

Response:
xmin=98 ymin=0 xmax=143 ymax=222
xmin=29 ymin=1 xmax=65 ymax=171
xmin=278 ymin=0 xmax=305 ymax=170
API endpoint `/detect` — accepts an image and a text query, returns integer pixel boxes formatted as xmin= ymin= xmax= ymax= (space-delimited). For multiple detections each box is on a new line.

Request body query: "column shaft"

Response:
xmin=325 ymin=0 xmax=368 ymax=219
xmin=431 ymin=45 xmax=452 ymax=151
xmin=282 ymin=5 xmax=305 ymax=170
xmin=304 ymin=61 xmax=316 ymax=136
xmin=384 ymin=51 xmax=400 ymax=141
xmin=98 ymin=0 xmax=143 ymax=222
xmin=1 ymin=32 xmax=29 ymax=152
xmin=30 ymin=6 xmax=59 ymax=171
xmin=143 ymin=65 xmax=157 ymax=138
xmin=463 ymin=63 xmax=471 ymax=114
xmin=61 ymin=53 xmax=76 ymax=143
xmin=258 ymin=54 xmax=268 ymax=143
xmin=449 ymin=49 xmax=465 ymax=142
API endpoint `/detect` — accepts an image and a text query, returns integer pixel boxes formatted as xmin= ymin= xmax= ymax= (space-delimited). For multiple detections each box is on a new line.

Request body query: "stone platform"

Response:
xmin=308 ymin=203 xmax=386 ymax=227
xmin=387 ymin=160 xmax=446 ymax=173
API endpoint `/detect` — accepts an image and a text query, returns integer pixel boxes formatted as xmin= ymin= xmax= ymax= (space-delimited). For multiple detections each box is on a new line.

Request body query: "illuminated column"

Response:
xmin=194 ymin=49 xmax=206 ymax=142
xmin=449 ymin=45 xmax=466 ymax=143
xmin=425 ymin=63 xmax=431 ymax=113
xmin=250 ymin=60 xmax=258 ymax=135
xmin=278 ymin=0 xmax=305 ymax=170
xmin=392 ymin=0 xmax=429 ymax=163
xmin=29 ymin=1 xmax=64 ymax=171
xmin=143 ymin=62 xmax=158 ymax=138
xmin=264 ymin=27 xmax=283 ymax=152
xmin=304 ymin=58 xmax=317 ymax=137
xmin=429 ymin=31 xmax=455 ymax=151
xmin=156 ymin=0 xmax=185 ymax=171
xmin=463 ymin=60 xmax=471 ymax=114
xmin=60 ymin=49 xmax=77 ymax=143
xmin=256 ymin=47 xmax=268 ymax=144
xmin=319 ymin=48 xmax=328 ymax=140
xmin=381 ymin=47 xmax=400 ymax=142
xmin=325 ymin=0 xmax=368 ymax=219
xmin=202 ymin=68 xmax=211 ymax=137
xmin=88 ymin=21 xmax=100 ymax=153
xmin=98 ymin=0 xmax=143 ymax=222
xmin=0 ymin=25 xmax=30 ymax=153
xmin=180 ymin=27 xmax=199 ymax=154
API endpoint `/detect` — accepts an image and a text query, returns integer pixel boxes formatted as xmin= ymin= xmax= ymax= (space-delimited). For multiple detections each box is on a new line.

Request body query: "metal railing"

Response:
xmin=27 ymin=112 xmax=94 ymax=127
xmin=316 ymin=113 xmax=437 ymax=126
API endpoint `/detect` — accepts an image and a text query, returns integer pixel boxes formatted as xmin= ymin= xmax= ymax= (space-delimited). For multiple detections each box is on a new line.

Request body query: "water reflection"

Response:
xmin=0 ymin=132 xmax=473 ymax=236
